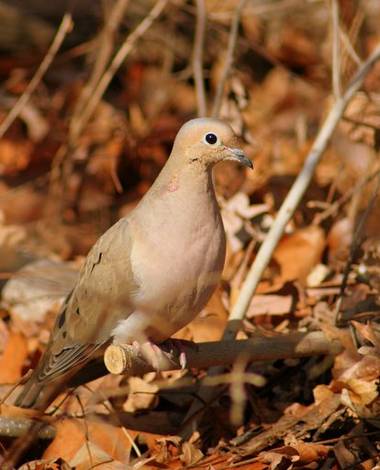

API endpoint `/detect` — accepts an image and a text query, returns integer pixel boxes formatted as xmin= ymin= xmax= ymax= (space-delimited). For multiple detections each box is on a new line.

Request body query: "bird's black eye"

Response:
xmin=204 ymin=133 xmax=218 ymax=145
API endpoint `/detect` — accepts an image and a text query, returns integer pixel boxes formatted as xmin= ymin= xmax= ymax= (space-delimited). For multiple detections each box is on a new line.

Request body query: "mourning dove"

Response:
xmin=15 ymin=118 xmax=252 ymax=408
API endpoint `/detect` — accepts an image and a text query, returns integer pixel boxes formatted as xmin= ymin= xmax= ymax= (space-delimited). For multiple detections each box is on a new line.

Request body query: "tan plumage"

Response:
xmin=15 ymin=118 xmax=252 ymax=408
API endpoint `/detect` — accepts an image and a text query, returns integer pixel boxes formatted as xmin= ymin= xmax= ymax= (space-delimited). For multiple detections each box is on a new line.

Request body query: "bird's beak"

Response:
xmin=226 ymin=147 xmax=253 ymax=169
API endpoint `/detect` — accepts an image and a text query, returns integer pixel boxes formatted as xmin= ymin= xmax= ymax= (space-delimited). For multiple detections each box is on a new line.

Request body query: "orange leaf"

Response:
xmin=273 ymin=226 xmax=325 ymax=284
xmin=43 ymin=417 xmax=135 ymax=464
xmin=0 ymin=331 xmax=28 ymax=383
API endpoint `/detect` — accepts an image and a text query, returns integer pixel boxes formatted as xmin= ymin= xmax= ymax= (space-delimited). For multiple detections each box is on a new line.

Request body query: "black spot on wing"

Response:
xmin=57 ymin=289 xmax=74 ymax=329
xmin=58 ymin=309 xmax=66 ymax=328
xmin=90 ymin=251 xmax=103 ymax=273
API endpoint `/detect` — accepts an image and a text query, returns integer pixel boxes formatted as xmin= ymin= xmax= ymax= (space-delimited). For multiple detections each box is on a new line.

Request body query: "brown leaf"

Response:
xmin=180 ymin=441 xmax=203 ymax=467
xmin=0 ymin=331 xmax=28 ymax=383
xmin=68 ymin=441 xmax=124 ymax=470
xmin=327 ymin=218 xmax=353 ymax=268
xmin=352 ymin=321 xmax=380 ymax=352
xmin=345 ymin=377 xmax=378 ymax=405
xmin=43 ymin=417 xmax=134 ymax=464
xmin=287 ymin=441 xmax=329 ymax=464
xmin=247 ymin=294 xmax=293 ymax=317
xmin=0 ymin=139 xmax=33 ymax=175
xmin=18 ymin=458 xmax=72 ymax=470
xmin=273 ymin=226 xmax=325 ymax=284
xmin=123 ymin=376 xmax=159 ymax=412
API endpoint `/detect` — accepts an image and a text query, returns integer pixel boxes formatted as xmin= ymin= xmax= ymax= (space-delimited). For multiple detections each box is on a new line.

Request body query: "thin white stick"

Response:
xmin=224 ymin=43 xmax=380 ymax=340
xmin=331 ymin=0 xmax=341 ymax=99
xmin=340 ymin=28 xmax=362 ymax=67
xmin=0 ymin=14 xmax=73 ymax=140
xmin=193 ymin=0 xmax=207 ymax=117
xmin=212 ymin=0 xmax=247 ymax=118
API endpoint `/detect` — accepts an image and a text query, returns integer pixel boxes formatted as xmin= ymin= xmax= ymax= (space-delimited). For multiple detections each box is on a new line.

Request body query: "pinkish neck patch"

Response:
xmin=167 ymin=175 xmax=179 ymax=192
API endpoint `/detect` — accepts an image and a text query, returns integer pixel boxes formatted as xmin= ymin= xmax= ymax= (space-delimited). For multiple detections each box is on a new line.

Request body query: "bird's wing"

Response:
xmin=35 ymin=218 xmax=138 ymax=383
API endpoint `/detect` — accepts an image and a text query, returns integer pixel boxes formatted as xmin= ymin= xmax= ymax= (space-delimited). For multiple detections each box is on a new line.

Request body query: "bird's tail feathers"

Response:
xmin=14 ymin=373 xmax=46 ymax=409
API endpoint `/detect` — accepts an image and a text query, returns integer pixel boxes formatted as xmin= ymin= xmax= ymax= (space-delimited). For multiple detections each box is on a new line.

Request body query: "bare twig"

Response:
xmin=0 ymin=416 xmax=55 ymax=440
xmin=1 ymin=419 xmax=53 ymax=469
xmin=331 ymin=0 xmax=341 ymax=99
xmin=76 ymin=395 xmax=94 ymax=469
xmin=193 ymin=0 xmax=207 ymax=117
xmin=340 ymin=28 xmax=362 ymax=67
xmin=212 ymin=0 xmax=247 ymax=118
xmin=340 ymin=8 xmax=365 ymax=81
xmin=0 ymin=13 xmax=73 ymax=139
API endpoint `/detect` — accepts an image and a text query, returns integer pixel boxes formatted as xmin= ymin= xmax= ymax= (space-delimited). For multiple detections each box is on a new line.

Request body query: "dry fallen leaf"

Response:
xmin=123 ymin=376 xmax=159 ymax=412
xmin=273 ymin=226 xmax=325 ymax=284
xmin=180 ymin=441 xmax=204 ymax=467
xmin=18 ymin=458 xmax=72 ymax=470
xmin=0 ymin=331 xmax=28 ymax=383
xmin=246 ymin=294 xmax=293 ymax=317
xmin=345 ymin=378 xmax=378 ymax=406
xmin=0 ymin=138 xmax=33 ymax=175
xmin=68 ymin=441 xmax=125 ymax=470
xmin=43 ymin=417 xmax=134 ymax=464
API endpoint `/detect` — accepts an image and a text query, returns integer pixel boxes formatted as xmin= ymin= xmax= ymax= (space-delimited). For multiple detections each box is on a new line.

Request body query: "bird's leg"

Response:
xmin=163 ymin=338 xmax=197 ymax=370
xmin=132 ymin=340 xmax=163 ymax=371
xmin=132 ymin=339 xmax=197 ymax=370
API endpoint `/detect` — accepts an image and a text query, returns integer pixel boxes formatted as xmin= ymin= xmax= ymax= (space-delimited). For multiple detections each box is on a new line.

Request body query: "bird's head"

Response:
xmin=171 ymin=118 xmax=253 ymax=169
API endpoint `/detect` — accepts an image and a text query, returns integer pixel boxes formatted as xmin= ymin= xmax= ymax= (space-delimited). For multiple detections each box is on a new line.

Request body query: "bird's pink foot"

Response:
xmin=165 ymin=338 xmax=197 ymax=370
xmin=132 ymin=340 xmax=163 ymax=370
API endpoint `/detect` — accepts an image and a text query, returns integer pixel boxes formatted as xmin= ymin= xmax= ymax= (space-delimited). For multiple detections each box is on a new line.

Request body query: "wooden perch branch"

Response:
xmin=104 ymin=332 xmax=342 ymax=376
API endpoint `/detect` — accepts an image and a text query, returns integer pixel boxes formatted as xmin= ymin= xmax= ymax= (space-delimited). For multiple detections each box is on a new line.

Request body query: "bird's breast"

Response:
xmin=129 ymin=193 xmax=226 ymax=319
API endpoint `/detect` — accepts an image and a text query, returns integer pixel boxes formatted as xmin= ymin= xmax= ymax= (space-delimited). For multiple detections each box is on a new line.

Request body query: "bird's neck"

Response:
xmin=135 ymin=161 xmax=220 ymax=227
xmin=147 ymin=160 xmax=216 ymax=204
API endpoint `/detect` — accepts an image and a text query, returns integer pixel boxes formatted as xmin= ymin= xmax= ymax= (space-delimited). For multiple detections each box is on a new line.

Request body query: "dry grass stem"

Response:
xmin=193 ymin=0 xmax=207 ymax=117
xmin=331 ymin=0 xmax=342 ymax=98
xmin=212 ymin=0 xmax=247 ymax=118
